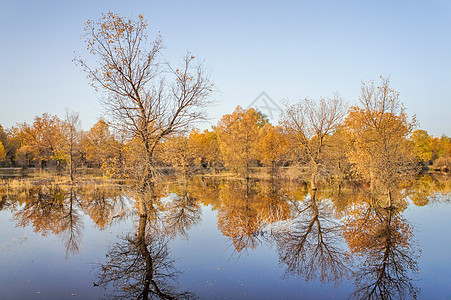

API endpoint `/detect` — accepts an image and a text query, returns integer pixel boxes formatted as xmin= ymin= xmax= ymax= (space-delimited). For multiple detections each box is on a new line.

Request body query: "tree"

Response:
xmin=344 ymin=77 xmax=417 ymax=203
xmin=75 ymin=12 xmax=214 ymax=194
xmin=81 ymin=119 xmax=124 ymax=177
xmin=0 ymin=125 xmax=21 ymax=166
xmin=217 ymin=106 xmax=266 ymax=178
xmin=280 ymin=94 xmax=347 ymax=189
xmin=256 ymin=124 xmax=289 ymax=174
xmin=16 ymin=113 xmax=66 ymax=168
xmin=160 ymin=135 xmax=197 ymax=177
xmin=0 ymin=125 xmax=6 ymax=163
xmin=410 ymin=129 xmax=436 ymax=163
xmin=0 ymin=141 xmax=5 ymax=163
xmin=188 ymin=128 xmax=221 ymax=172
xmin=64 ymin=110 xmax=81 ymax=182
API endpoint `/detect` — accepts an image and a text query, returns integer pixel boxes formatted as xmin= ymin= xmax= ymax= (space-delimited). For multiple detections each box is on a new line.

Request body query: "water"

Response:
xmin=0 ymin=177 xmax=450 ymax=299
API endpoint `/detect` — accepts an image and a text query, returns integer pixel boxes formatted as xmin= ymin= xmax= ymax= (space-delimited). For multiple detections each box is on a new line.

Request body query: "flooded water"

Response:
xmin=0 ymin=176 xmax=450 ymax=299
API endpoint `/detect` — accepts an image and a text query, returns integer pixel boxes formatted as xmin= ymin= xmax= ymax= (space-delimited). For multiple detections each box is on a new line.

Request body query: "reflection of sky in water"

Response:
xmin=171 ymin=205 xmax=353 ymax=299
xmin=0 ymin=181 xmax=450 ymax=299
xmin=0 ymin=209 xmax=131 ymax=298
xmin=403 ymin=199 xmax=451 ymax=299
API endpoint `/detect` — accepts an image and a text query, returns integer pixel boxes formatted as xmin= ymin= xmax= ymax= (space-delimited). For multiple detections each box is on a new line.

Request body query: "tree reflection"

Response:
xmin=1 ymin=177 xmax=439 ymax=298
xmin=163 ymin=181 xmax=202 ymax=238
xmin=343 ymin=200 xmax=420 ymax=299
xmin=95 ymin=188 xmax=195 ymax=299
xmin=407 ymin=174 xmax=451 ymax=206
xmin=79 ymin=184 xmax=129 ymax=229
xmin=11 ymin=186 xmax=84 ymax=256
xmin=9 ymin=184 xmax=129 ymax=256
xmin=217 ymin=179 xmax=264 ymax=253
xmin=255 ymin=179 xmax=291 ymax=224
xmin=272 ymin=189 xmax=350 ymax=284
xmin=60 ymin=188 xmax=84 ymax=256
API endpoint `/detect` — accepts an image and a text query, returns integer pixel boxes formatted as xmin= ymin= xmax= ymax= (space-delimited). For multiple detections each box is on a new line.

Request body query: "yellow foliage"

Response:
xmin=0 ymin=141 xmax=5 ymax=161
xmin=217 ymin=106 xmax=265 ymax=176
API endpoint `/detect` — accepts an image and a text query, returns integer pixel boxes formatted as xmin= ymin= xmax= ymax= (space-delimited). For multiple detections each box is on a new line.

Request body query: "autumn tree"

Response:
xmin=0 ymin=125 xmax=21 ymax=166
xmin=256 ymin=124 xmax=289 ymax=175
xmin=75 ymin=12 xmax=214 ymax=195
xmin=160 ymin=134 xmax=197 ymax=177
xmin=410 ymin=129 xmax=434 ymax=163
xmin=81 ymin=119 xmax=124 ymax=177
xmin=327 ymin=128 xmax=354 ymax=191
xmin=411 ymin=130 xmax=451 ymax=171
xmin=217 ymin=106 xmax=266 ymax=178
xmin=0 ymin=141 xmax=5 ymax=163
xmin=344 ymin=77 xmax=417 ymax=203
xmin=188 ymin=128 xmax=221 ymax=172
xmin=0 ymin=125 xmax=6 ymax=163
xmin=280 ymin=94 xmax=347 ymax=189
xmin=16 ymin=113 xmax=66 ymax=168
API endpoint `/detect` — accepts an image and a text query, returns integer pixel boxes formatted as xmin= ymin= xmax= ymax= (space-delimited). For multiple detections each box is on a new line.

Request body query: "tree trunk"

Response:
xmin=311 ymin=172 xmax=317 ymax=191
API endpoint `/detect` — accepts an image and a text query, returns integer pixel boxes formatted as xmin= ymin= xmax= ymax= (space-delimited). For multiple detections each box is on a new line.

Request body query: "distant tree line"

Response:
xmin=0 ymin=78 xmax=449 ymax=184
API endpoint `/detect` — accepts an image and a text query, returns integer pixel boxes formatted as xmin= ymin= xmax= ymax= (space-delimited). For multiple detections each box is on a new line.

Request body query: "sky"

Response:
xmin=0 ymin=0 xmax=450 ymax=136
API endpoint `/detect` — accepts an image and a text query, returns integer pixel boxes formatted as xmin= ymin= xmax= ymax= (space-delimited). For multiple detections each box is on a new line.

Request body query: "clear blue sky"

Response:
xmin=1 ymin=0 xmax=450 ymax=136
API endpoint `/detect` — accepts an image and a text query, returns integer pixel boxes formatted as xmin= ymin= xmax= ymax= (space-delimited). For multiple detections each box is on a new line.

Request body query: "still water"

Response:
xmin=0 ymin=177 xmax=450 ymax=299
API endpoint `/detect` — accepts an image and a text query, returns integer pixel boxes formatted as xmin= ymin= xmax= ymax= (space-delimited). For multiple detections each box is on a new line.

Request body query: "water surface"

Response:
xmin=0 ymin=177 xmax=450 ymax=299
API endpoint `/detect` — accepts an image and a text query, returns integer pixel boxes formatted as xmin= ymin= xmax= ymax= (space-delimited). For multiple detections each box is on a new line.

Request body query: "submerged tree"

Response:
xmin=280 ymin=94 xmax=347 ymax=189
xmin=75 ymin=12 xmax=214 ymax=193
xmin=163 ymin=182 xmax=202 ymax=238
xmin=12 ymin=186 xmax=84 ymax=257
xmin=344 ymin=77 xmax=417 ymax=204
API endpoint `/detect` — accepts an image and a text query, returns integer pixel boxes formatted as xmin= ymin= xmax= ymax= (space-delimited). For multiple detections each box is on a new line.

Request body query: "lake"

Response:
xmin=0 ymin=176 xmax=450 ymax=299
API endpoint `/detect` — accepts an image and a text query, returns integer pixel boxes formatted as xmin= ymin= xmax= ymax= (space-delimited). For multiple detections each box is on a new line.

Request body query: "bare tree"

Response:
xmin=64 ymin=110 xmax=81 ymax=183
xmin=75 ymin=12 xmax=214 ymax=196
xmin=280 ymin=94 xmax=347 ymax=189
